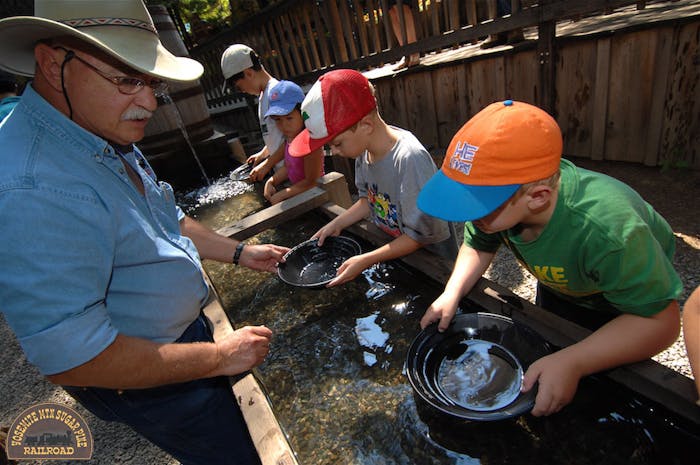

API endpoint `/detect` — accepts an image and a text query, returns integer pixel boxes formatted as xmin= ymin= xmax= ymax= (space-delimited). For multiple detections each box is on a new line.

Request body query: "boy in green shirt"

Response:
xmin=417 ymin=100 xmax=682 ymax=417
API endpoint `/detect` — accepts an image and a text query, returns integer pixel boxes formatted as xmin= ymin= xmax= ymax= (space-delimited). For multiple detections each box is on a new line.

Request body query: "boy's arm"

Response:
xmin=522 ymin=300 xmax=680 ymax=416
xmin=246 ymin=145 xmax=269 ymax=167
xmin=682 ymin=286 xmax=700 ymax=399
xmin=420 ymin=243 xmax=495 ymax=330
xmin=313 ymin=198 xmax=371 ymax=245
xmin=326 ymin=233 xmax=423 ymax=287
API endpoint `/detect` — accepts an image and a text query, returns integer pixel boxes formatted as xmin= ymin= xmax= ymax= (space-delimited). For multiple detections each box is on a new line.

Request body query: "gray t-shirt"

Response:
xmin=354 ymin=127 xmax=459 ymax=259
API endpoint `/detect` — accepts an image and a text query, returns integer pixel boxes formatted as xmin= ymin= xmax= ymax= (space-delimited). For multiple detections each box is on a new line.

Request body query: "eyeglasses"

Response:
xmin=57 ymin=47 xmax=168 ymax=97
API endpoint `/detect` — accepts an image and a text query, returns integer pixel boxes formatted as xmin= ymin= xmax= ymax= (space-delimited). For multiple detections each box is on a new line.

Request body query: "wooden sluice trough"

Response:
xmin=203 ymin=171 xmax=700 ymax=465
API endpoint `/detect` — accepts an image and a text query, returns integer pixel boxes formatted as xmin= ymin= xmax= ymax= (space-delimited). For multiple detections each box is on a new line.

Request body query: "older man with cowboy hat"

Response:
xmin=0 ymin=2 xmax=289 ymax=464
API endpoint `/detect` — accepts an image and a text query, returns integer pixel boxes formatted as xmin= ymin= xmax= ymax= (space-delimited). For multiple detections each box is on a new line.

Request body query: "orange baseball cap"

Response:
xmin=417 ymin=100 xmax=563 ymax=222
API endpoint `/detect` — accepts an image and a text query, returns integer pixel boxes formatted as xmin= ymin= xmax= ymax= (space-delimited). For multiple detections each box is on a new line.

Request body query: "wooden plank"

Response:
xmin=554 ymin=41 xmax=597 ymax=159
xmin=505 ymin=48 xmax=538 ymax=103
xmin=374 ymin=77 xmax=408 ymax=130
xmin=465 ymin=0 xmax=478 ymax=26
xmin=264 ymin=21 xmax=289 ymax=77
xmin=326 ymin=0 xmax=349 ymax=62
xmin=300 ymin=5 xmax=322 ymax=70
xmin=216 ymin=187 xmax=329 ymax=239
xmin=352 ymin=0 xmax=371 ymax=57
xmin=403 ymin=72 xmax=439 ymax=150
xmin=465 ymin=56 xmax=506 ymax=111
xmin=201 ymin=293 xmax=299 ymax=465
xmin=379 ymin=0 xmax=395 ymax=49
xmin=279 ymin=14 xmax=303 ymax=76
xmin=643 ymin=26 xmax=673 ymax=166
xmin=659 ymin=21 xmax=700 ymax=169
xmin=339 ymin=0 xmax=360 ymax=60
xmin=605 ymin=30 xmax=656 ymax=163
xmin=290 ymin=10 xmax=313 ymax=72
xmin=537 ymin=19 xmax=556 ymax=114
xmin=432 ymin=65 xmax=464 ymax=150
xmin=259 ymin=25 xmax=283 ymax=78
xmin=591 ymin=37 xmax=611 ymax=160
xmin=366 ymin=0 xmax=383 ymax=54
xmin=311 ymin=3 xmax=332 ymax=68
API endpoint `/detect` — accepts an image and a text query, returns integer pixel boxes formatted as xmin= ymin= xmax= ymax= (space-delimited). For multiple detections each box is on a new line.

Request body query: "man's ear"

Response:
xmin=34 ymin=43 xmax=65 ymax=92
xmin=526 ymin=184 xmax=553 ymax=211
xmin=357 ymin=113 xmax=374 ymax=134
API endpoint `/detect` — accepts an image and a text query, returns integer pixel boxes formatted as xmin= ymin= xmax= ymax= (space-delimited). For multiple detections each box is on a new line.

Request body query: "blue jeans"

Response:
xmin=63 ymin=315 xmax=261 ymax=465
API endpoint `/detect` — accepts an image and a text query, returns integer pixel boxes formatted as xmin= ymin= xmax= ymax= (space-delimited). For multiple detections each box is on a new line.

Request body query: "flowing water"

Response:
xmin=184 ymin=176 xmax=698 ymax=465
xmin=158 ymin=94 xmax=211 ymax=186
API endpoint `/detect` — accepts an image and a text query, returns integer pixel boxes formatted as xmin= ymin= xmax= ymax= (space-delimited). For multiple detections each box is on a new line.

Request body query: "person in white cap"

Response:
xmin=220 ymin=44 xmax=284 ymax=182
xmin=0 ymin=2 xmax=289 ymax=464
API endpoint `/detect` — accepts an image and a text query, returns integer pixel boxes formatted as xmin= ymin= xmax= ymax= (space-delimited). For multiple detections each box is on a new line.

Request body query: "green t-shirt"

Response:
xmin=464 ymin=159 xmax=682 ymax=317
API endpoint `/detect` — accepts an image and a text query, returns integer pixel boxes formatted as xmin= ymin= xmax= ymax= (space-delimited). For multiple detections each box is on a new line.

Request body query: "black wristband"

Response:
xmin=233 ymin=242 xmax=245 ymax=265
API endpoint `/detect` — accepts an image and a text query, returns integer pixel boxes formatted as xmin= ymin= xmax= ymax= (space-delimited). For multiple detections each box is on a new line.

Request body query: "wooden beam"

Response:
xmin=202 ymin=287 xmax=299 ymax=465
xmin=216 ymin=187 xmax=329 ymax=240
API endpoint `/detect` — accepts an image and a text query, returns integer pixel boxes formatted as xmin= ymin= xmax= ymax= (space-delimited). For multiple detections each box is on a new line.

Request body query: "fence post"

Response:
xmin=537 ymin=2 xmax=556 ymax=115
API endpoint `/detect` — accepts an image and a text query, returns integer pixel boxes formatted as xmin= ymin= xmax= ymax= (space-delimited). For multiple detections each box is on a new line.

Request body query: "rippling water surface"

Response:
xmin=182 ymin=175 xmax=698 ymax=465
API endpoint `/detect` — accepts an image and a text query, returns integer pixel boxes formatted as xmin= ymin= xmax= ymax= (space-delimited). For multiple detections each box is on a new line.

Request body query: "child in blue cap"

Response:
xmin=262 ymin=80 xmax=324 ymax=204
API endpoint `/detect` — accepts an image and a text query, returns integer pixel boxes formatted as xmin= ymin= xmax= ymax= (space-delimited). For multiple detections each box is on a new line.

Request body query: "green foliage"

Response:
xmin=156 ymin=0 xmax=232 ymax=33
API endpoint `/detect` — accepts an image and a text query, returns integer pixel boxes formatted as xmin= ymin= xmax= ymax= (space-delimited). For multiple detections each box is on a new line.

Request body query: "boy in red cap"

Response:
xmin=289 ymin=69 xmax=458 ymax=286
xmin=417 ymin=100 xmax=682 ymax=417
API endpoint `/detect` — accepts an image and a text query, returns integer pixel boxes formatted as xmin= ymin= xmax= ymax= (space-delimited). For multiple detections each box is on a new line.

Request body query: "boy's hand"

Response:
xmin=238 ymin=244 xmax=289 ymax=273
xmin=522 ymin=350 xmax=583 ymax=416
xmin=312 ymin=221 xmax=343 ymax=246
xmin=420 ymin=292 xmax=460 ymax=331
xmin=327 ymin=254 xmax=365 ymax=287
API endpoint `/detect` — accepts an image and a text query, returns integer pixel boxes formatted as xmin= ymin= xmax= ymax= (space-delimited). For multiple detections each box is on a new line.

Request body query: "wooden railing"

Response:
xmin=187 ymin=0 xmax=669 ymax=112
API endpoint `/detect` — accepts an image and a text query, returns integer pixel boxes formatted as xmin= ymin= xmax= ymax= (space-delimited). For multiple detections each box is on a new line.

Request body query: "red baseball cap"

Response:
xmin=288 ymin=69 xmax=376 ymax=157
xmin=417 ymin=100 xmax=563 ymax=222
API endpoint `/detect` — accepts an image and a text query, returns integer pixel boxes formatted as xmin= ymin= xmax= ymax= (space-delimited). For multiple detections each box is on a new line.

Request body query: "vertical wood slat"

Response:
xmin=644 ymin=27 xmax=673 ymax=166
xmin=300 ymin=4 xmax=322 ymax=70
xmin=326 ymin=0 xmax=350 ymax=62
xmin=265 ymin=20 xmax=289 ymax=78
xmin=447 ymin=0 xmax=460 ymax=32
xmin=279 ymin=13 xmax=304 ymax=75
xmin=537 ymin=20 xmax=556 ymax=114
xmin=404 ymin=73 xmax=438 ymax=150
xmin=660 ymin=21 xmax=700 ymax=169
xmin=366 ymin=0 xmax=383 ymax=54
xmin=290 ymin=9 xmax=313 ymax=73
xmin=352 ymin=0 xmax=371 ymax=57
xmin=339 ymin=0 xmax=360 ymax=60
xmin=379 ymin=0 xmax=395 ymax=49
xmin=311 ymin=4 xmax=332 ymax=68
xmin=591 ymin=37 xmax=611 ymax=161
xmin=465 ymin=0 xmax=478 ymax=26
xmin=259 ymin=26 xmax=282 ymax=78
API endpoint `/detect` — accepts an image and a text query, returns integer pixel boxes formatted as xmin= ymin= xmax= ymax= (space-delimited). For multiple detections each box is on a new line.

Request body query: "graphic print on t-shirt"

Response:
xmin=367 ymin=184 xmax=400 ymax=237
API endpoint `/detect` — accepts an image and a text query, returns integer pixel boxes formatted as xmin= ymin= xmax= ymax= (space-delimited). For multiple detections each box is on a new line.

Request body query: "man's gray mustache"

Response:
xmin=121 ymin=108 xmax=153 ymax=121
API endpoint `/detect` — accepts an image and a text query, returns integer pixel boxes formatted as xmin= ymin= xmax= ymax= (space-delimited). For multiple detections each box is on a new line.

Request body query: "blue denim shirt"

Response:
xmin=0 ymin=85 xmax=209 ymax=375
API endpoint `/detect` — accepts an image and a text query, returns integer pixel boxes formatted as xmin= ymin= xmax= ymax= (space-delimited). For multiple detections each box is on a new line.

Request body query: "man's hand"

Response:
xmin=239 ymin=243 xmax=289 ymax=272
xmin=213 ymin=326 xmax=272 ymax=376
xmin=420 ymin=291 xmax=461 ymax=331
xmin=521 ymin=350 xmax=583 ymax=416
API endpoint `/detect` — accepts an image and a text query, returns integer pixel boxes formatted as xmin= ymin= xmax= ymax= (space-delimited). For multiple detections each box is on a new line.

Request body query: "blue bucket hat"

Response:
xmin=264 ymin=80 xmax=305 ymax=117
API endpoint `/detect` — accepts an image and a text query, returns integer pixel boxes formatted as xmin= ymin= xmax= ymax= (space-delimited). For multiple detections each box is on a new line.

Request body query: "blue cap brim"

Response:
xmin=264 ymin=103 xmax=298 ymax=118
xmin=417 ymin=170 xmax=521 ymax=222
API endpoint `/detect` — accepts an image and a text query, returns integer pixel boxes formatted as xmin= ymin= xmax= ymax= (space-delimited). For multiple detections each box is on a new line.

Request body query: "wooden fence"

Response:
xmin=182 ymin=0 xmax=698 ymax=169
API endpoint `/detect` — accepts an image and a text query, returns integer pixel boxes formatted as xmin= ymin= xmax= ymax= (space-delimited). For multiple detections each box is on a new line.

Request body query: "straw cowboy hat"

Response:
xmin=0 ymin=0 xmax=203 ymax=82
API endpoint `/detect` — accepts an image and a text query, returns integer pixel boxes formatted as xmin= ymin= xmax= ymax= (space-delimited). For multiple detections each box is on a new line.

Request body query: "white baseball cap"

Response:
xmin=220 ymin=43 xmax=254 ymax=92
